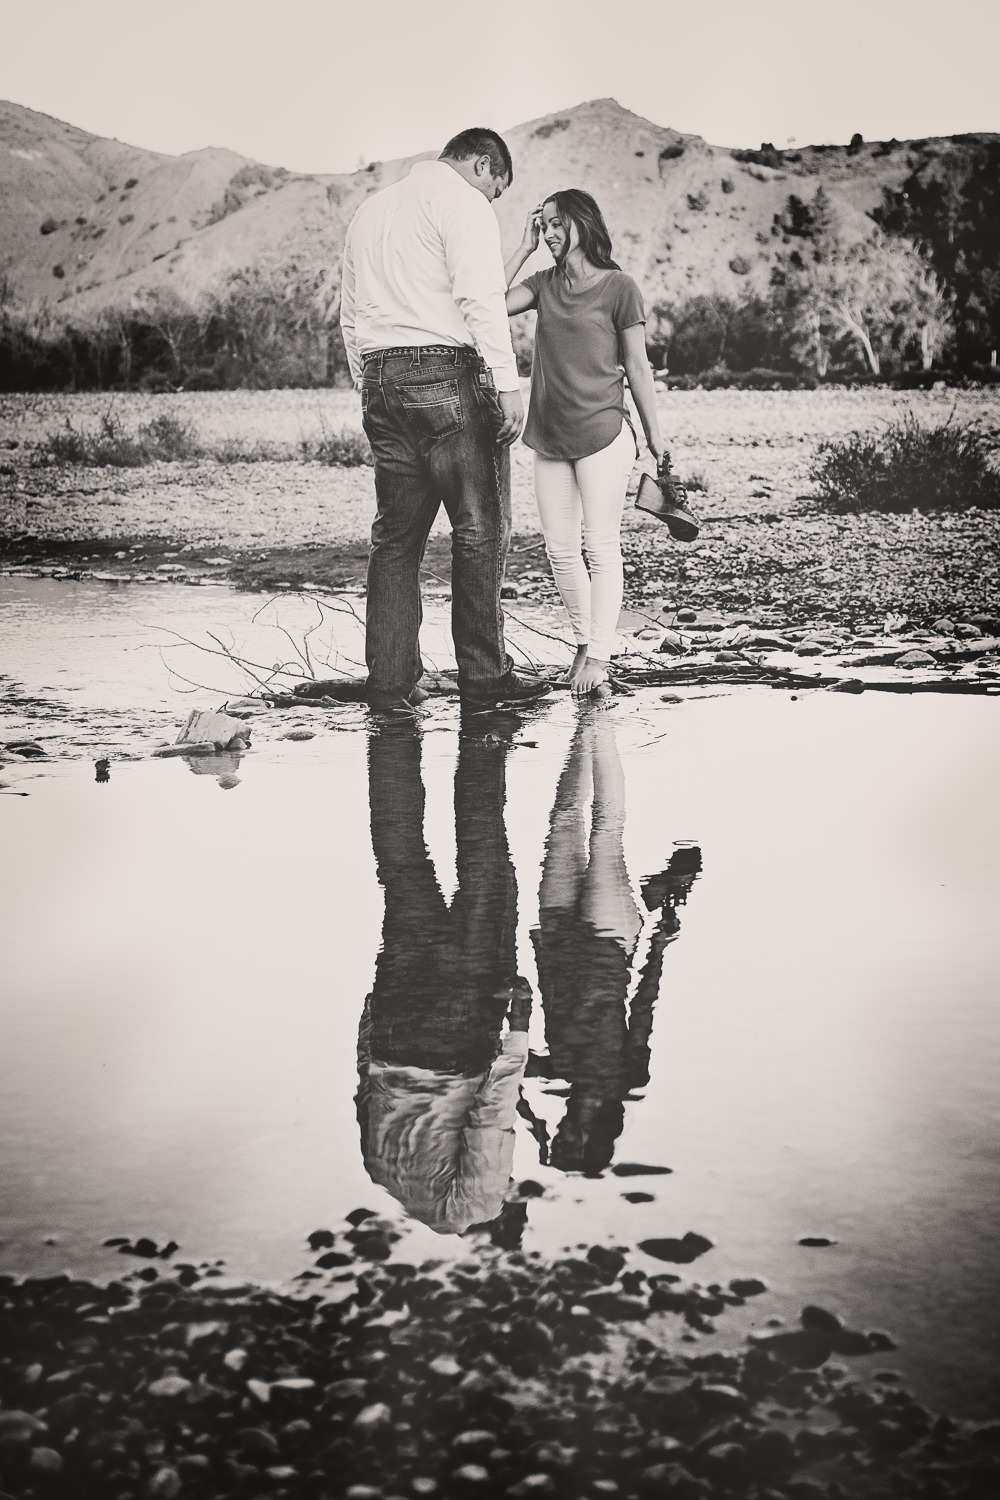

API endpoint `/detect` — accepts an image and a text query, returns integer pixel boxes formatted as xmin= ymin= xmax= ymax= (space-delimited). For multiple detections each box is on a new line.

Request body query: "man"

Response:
xmin=356 ymin=722 xmax=532 ymax=1234
xmin=340 ymin=127 xmax=550 ymax=713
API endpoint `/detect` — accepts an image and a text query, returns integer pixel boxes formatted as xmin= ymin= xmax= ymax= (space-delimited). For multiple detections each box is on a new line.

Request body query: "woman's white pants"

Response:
xmin=532 ymin=422 xmax=636 ymax=663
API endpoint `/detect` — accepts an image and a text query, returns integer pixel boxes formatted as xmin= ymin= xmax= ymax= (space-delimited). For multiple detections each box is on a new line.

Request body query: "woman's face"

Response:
xmin=541 ymin=201 xmax=578 ymax=264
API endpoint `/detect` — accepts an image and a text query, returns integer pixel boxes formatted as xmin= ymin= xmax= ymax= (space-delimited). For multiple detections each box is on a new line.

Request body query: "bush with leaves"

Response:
xmin=810 ymin=412 xmax=1000 ymax=513
xmin=41 ymin=409 xmax=200 ymax=465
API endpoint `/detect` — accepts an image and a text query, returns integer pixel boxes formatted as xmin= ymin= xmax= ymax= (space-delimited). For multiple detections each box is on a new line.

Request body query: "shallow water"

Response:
xmin=1 ymin=578 xmax=999 ymax=1423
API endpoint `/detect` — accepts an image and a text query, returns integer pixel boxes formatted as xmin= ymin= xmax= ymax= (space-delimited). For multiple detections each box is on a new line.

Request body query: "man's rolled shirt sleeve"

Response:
xmin=441 ymin=193 xmax=520 ymax=392
xmin=340 ymin=232 xmax=362 ymax=386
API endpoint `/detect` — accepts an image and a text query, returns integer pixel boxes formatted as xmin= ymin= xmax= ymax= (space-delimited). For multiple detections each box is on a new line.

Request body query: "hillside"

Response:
xmin=2 ymin=95 xmax=995 ymax=323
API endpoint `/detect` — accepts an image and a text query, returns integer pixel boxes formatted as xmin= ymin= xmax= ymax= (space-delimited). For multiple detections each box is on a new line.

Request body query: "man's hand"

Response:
xmin=496 ymin=389 xmax=524 ymax=446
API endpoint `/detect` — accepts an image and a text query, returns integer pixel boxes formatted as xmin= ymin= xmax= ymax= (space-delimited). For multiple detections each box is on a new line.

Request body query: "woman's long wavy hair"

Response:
xmin=544 ymin=189 xmax=621 ymax=271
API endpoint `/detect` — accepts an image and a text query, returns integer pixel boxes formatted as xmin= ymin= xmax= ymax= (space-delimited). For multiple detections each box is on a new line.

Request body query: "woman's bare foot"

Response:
xmin=572 ymin=656 xmax=611 ymax=696
xmin=562 ymin=645 xmax=589 ymax=687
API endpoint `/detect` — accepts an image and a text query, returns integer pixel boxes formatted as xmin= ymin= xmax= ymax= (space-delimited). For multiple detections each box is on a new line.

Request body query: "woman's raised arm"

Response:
xmin=504 ymin=204 xmax=543 ymax=311
xmin=505 ymin=282 xmax=537 ymax=316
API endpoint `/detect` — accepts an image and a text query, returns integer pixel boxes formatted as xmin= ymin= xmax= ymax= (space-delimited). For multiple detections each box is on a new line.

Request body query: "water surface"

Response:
xmin=2 ymin=577 xmax=999 ymax=1423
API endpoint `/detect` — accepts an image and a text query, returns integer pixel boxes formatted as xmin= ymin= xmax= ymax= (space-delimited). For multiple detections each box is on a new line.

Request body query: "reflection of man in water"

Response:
xmin=528 ymin=711 xmax=701 ymax=1174
xmin=356 ymin=724 xmax=530 ymax=1234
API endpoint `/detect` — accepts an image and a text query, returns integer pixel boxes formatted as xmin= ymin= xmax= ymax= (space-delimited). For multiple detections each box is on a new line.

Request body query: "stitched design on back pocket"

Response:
xmin=397 ymin=380 xmax=463 ymax=441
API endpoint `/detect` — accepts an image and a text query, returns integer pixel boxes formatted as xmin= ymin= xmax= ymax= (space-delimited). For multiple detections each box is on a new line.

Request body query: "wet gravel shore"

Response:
xmin=2 ymin=1215 xmax=998 ymax=1500
xmin=3 ymin=389 xmax=1000 ymax=628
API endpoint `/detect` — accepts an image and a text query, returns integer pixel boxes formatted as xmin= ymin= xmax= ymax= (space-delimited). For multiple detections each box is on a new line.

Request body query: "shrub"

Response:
xmin=533 ymin=119 xmax=570 ymax=140
xmin=41 ymin=409 xmax=200 ymax=465
xmin=810 ymin=412 xmax=1000 ymax=513
xmin=40 ymin=217 xmax=59 ymax=235
xmin=43 ymin=411 xmax=144 ymax=466
xmin=304 ymin=424 xmax=373 ymax=466
xmin=124 ymin=177 xmax=139 ymax=189
xmin=683 ymin=470 xmax=709 ymax=492
xmin=52 ymin=265 xmax=65 ymax=279
xmin=729 ymin=256 xmax=752 ymax=275
xmin=119 ymin=213 xmax=135 ymax=225
xmin=213 ymin=436 xmax=280 ymax=462
xmin=721 ymin=176 xmax=734 ymax=193
xmin=137 ymin=412 xmax=199 ymax=459
xmin=659 ymin=143 xmax=685 ymax=162
xmin=686 ymin=191 xmax=708 ymax=212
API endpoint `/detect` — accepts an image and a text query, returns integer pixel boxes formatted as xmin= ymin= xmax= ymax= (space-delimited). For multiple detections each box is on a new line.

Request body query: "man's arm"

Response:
xmin=340 ymin=232 xmax=362 ymax=388
xmin=441 ymin=193 xmax=521 ymax=394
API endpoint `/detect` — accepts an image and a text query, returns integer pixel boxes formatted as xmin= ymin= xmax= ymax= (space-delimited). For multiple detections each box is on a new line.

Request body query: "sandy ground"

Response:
xmin=2 ymin=387 xmax=1000 ymax=624
xmin=2 ymin=386 xmax=998 ymax=545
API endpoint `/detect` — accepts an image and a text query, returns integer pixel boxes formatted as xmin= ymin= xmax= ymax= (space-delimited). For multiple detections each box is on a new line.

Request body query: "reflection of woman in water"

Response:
xmin=529 ymin=712 xmax=701 ymax=1173
xmin=356 ymin=723 xmax=531 ymax=1235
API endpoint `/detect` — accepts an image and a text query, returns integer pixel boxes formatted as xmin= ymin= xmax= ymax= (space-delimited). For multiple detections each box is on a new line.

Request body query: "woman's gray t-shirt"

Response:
xmin=520 ymin=267 xmax=646 ymax=461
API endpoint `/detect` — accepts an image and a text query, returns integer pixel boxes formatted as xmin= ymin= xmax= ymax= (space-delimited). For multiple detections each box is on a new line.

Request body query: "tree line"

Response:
xmin=2 ymin=139 xmax=998 ymax=390
xmin=652 ymin=141 xmax=1000 ymax=383
xmin=0 ymin=264 xmax=352 ymax=393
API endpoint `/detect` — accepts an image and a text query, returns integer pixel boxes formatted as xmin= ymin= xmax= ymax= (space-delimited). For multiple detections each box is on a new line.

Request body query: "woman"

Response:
xmin=524 ymin=712 xmax=702 ymax=1174
xmin=505 ymin=190 xmax=666 ymax=695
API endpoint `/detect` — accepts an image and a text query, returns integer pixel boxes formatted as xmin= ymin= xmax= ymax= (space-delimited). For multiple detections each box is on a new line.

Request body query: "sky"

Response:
xmin=2 ymin=0 xmax=998 ymax=174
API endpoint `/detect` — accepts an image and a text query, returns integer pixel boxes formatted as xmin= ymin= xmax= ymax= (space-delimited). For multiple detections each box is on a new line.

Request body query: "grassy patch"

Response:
xmin=302 ymin=424 xmax=373 ymax=467
xmin=42 ymin=410 xmax=199 ymax=466
xmin=811 ymin=412 xmax=1000 ymax=513
xmin=40 ymin=410 xmax=373 ymax=468
xmin=683 ymin=470 xmax=710 ymax=493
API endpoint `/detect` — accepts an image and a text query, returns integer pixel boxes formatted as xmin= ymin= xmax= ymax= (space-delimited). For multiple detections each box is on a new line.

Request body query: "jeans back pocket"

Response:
xmin=397 ymin=379 xmax=464 ymax=441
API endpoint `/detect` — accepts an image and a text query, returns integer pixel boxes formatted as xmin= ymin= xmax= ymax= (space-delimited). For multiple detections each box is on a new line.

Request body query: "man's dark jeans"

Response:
xmin=360 ymin=346 xmax=512 ymax=703
xmin=364 ymin=724 xmax=518 ymax=1075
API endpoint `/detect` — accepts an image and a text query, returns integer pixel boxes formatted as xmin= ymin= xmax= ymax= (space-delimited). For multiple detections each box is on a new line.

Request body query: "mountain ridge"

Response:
xmin=2 ymin=95 xmax=995 ymax=324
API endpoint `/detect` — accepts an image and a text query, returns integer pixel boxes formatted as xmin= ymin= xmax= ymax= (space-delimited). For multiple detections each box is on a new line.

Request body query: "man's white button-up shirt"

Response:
xmin=340 ymin=159 xmax=520 ymax=391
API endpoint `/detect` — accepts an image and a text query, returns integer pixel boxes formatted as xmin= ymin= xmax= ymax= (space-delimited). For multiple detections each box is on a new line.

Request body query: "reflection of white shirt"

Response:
xmin=359 ymin=1031 xmax=528 ymax=1235
xmin=341 ymin=160 xmax=519 ymax=391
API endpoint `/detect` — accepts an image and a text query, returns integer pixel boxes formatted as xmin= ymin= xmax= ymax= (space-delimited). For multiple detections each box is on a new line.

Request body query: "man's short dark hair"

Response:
xmin=440 ymin=128 xmax=513 ymax=185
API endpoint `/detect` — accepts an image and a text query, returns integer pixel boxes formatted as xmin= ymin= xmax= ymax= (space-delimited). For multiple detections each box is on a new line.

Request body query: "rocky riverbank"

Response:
xmin=2 ymin=1214 xmax=997 ymax=1500
xmin=3 ymin=389 xmax=1000 ymax=629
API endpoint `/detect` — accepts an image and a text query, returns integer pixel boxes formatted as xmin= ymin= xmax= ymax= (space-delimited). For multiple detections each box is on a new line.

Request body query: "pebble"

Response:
xmin=237 ymin=1426 xmax=281 ymax=1456
xmin=28 ymin=1447 xmax=64 ymax=1473
xmin=0 ymin=1410 xmax=48 ymax=1441
xmin=147 ymin=1374 xmax=192 ymax=1398
xmin=894 ymin=648 xmax=937 ymax=667
xmin=353 ymin=1402 xmax=392 ymax=1434
xmin=507 ymin=1477 xmax=556 ymax=1496
xmin=638 ymin=1232 xmax=713 ymax=1263
xmin=451 ymin=1430 xmax=497 ymax=1455
xmin=281 ymin=728 xmax=316 ymax=741
xmin=586 ymin=1245 xmax=626 ymax=1277
xmin=801 ymin=1303 xmax=843 ymax=1332
xmin=327 ymin=1378 xmax=369 ymax=1400
xmin=147 ymin=1465 xmax=182 ymax=1497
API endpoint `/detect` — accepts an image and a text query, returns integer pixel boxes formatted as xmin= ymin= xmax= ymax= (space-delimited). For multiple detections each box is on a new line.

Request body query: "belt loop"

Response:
xmin=411 ymin=348 xmax=421 ymax=367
